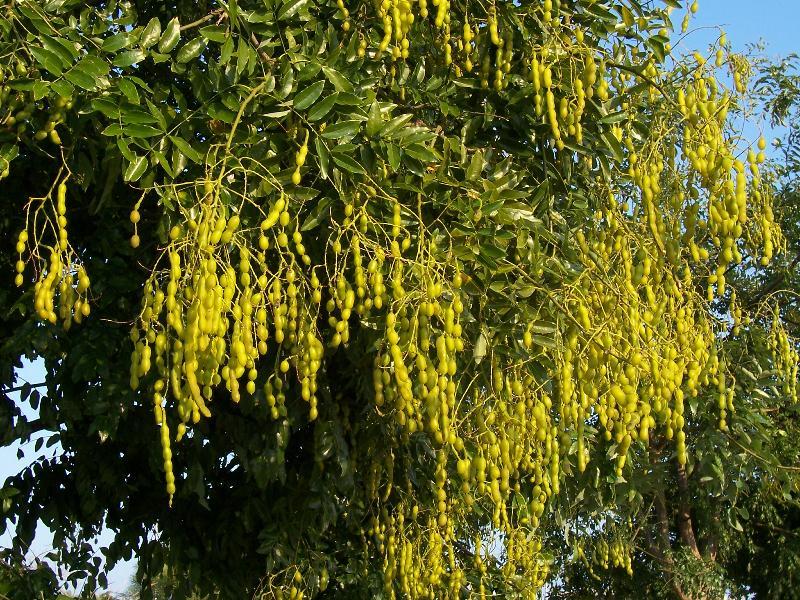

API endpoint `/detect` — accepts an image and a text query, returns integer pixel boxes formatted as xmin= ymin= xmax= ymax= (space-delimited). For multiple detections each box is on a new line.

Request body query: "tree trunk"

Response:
xmin=705 ymin=513 xmax=720 ymax=561
xmin=653 ymin=489 xmax=691 ymax=600
xmin=675 ymin=461 xmax=702 ymax=559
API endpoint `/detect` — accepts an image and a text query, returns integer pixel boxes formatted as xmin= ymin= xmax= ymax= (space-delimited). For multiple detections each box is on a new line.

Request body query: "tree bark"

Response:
xmin=654 ymin=489 xmax=671 ymax=559
xmin=705 ymin=513 xmax=720 ymax=561
xmin=653 ymin=489 xmax=691 ymax=600
xmin=650 ymin=438 xmax=691 ymax=600
xmin=675 ymin=462 xmax=702 ymax=559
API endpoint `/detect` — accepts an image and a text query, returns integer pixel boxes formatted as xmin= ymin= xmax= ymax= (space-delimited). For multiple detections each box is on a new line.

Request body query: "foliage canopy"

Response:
xmin=0 ymin=0 xmax=797 ymax=598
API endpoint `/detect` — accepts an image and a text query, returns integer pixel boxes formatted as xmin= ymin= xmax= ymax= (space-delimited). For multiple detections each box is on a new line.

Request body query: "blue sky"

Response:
xmin=687 ymin=0 xmax=799 ymax=58
xmin=673 ymin=0 xmax=800 ymax=156
xmin=1 ymin=1 xmax=798 ymax=596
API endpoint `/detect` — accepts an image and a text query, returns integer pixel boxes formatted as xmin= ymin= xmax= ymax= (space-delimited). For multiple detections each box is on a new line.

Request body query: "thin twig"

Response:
xmin=1 ymin=382 xmax=47 ymax=394
xmin=180 ymin=8 xmax=226 ymax=31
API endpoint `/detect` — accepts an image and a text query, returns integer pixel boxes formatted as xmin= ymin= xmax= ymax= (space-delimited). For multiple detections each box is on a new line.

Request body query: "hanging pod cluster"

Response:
xmin=128 ymin=177 xmax=327 ymax=498
xmin=15 ymin=178 xmax=91 ymax=329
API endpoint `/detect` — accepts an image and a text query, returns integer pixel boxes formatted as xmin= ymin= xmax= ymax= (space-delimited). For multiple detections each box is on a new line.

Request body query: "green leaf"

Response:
xmin=0 ymin=144 xmax=18 ymax=165
xmin=92 ymin=98 xmax=121 ymax=119
xmin=617 ymin=5 xmax=635 ymax=26
xmin=321 ymin=65 xmax=354 ymax=93
xmin=387 ymin=143 xmax=401 ymax=171
xmin=647 ymin=36 xmax=667 ymax=63
xmin=294 ymin=81 xmax=325 ymax=111
xmin=403 ymin=143 xmax=438 ymax=163
xmin=158 ymin=17 xmax=181 ymax=53
xmin=598 ymin=111 xmax=628 ymax=125
xmin=75 ymin=56 xmax=110 ymax=78
xmin=332 ymin=154 xmax=366 ymax=175
xmin=29 ymin=47 xmax=64 ymax=76
xmin=153 ymin=150 xmax=174 ymax=178
xmin=530 ymin=322 xmax=557 ymax=335
xmin=297 ymin=61 xmax=322 ymax=83
xmin=8 ymin=79 xmax=36 ymax=92
xmin=277 ymin=63 xmax=295 ymax=100
xmin=220 ymin=35 xmax=235 ymax=64
xmin=176 ymin=38 xmax=207 ymax=63
xmin=113 ymin=49 xmax=146 ymax=68
xmin=119 ymin=107 xmax=158 ymax=125
xmin=41 ymin=35 xmax=77 ymax=65
xmin=116 ymin=138 xmax=135 ymax=162
xmin=123 ymin=155 xmax=148 ymax=182
xmin=480 ymin=244 xmax=506 ymax=262
xmin=307 ymin=93 xmax=338 ymax=121
xmin=301 ymin=197 xmax=333 ymax=231
xmin=169 ymin=136 xmax=203 ymax=164
xmin=124 ymin=124 xmax=163 ymax=138
xmin=466 ymin=149 xmax=484 ymax=181
xmin=208 ymin=102 xmax=237 ymax=123
xmin=277 ymin=0 xmax=311 ymax=20
xmin=314 ymin=136 xmax=330 ymax=179
xmin=366 ymin=100 xmax=382 ymax=138
xmin=263 ymin=109 xmax=291 ymax=119
xmin=585 ymin=2 xmax=616 ymax=21
xmin=531 ymin=335 xmax=556 ymax=350
xmin=453 ymin=77 xmax=479 ymax=89
xmin=51 ymin=80 xmax=74 ymax=98
xmin=235 ymin=38 xmax=250 ymax=76
xmin=200 ymin=25 xmax=228 ymax=43
xmin=380 ymin=114 xmax=413 ymax=138
xmin=31 ymin=81 xmax=49 ymax=101
xmin=473 ymin=329 xmax=488 ymax=364
xmin=150 ymin=52 xmax=171 ymax=65
xmin=228 ymin=0 xmax=239 ymax=22
xmin=333 ymin=92 xmax=362 ymax=106
xmin=101 ymin=32 xmax=133 ymax=53
xmin=117 ymin=79 xmax=140 ymax=104
xmin=601 ymin=130 xmax=624 ymax=163
xmin=64 ymin=68 xmax=96 ymax=91
xmin=140 ymin=18 xmax=161 ymax=49
xmin=172 ymin=147 xmax=188 ymax=176
xmin=321 ymin=120 xmax=361 ymax=140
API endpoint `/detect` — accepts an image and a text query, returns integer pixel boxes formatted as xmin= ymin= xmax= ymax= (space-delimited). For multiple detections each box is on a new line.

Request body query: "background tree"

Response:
xmin=0 ymin=1 xmax=796 ymax=599
xmin=0 ymin=550 xmax=68 ymax=600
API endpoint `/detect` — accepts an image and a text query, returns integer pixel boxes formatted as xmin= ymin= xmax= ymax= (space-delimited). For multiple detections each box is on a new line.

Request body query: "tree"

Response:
xmin=123 ymin=565 xmax=208 ymax=600
xmin=547 ymin=52 xmax=800 ymax=600
xmin=0 ymin=1 xmax=795 ymax=598
xmin=0 ymin=550 xmax=67 ymax=600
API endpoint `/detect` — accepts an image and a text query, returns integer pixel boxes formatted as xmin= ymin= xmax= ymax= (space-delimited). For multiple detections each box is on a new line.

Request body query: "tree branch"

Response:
xmin=745 ymin=248 xmax=800 ymax=309
xmin=179 ymin=8 xmax=226 ymax=31
xmin=1 ymin=382 xmax=47 ymax=394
